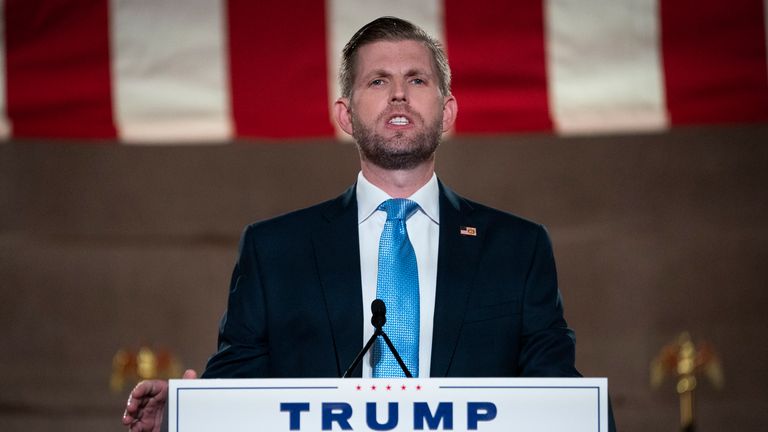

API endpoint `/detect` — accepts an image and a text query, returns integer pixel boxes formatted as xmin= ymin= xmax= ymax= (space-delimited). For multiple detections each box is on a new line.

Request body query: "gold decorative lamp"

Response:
xmin=651 ymin=332 xmax=723 ymax=432
xmin=110 ymin=345 xmax=183 ymax=392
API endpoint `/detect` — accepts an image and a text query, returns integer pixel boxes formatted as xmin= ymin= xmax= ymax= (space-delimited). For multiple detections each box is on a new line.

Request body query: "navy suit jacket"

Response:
xmin=202 ymin=181 xmax=578 ymax=379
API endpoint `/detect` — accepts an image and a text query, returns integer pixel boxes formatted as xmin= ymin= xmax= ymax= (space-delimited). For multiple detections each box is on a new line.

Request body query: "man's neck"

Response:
xmin=360 ymin=159 xmax=435 ymax=198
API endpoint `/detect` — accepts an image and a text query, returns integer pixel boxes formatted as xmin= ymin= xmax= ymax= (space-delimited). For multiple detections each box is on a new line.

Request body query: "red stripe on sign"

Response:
xmin=4 ymin=0 xmax=116 ymax=139
xmin=661 ymin=0 xmax=768 ymax=125
xmin=227 ymin=1 xmax=334 ymax=139
xmin=444 ymin=0 xmax=553 ymax=134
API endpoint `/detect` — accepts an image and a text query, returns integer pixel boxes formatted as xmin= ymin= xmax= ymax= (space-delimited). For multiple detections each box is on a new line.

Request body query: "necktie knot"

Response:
xmin=379 ymin=198 xmax=420 ymax=221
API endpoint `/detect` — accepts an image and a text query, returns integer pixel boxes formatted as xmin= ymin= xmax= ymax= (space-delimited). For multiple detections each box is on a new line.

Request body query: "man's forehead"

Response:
xmin=354 ymin=40 xmax=435 ymax=76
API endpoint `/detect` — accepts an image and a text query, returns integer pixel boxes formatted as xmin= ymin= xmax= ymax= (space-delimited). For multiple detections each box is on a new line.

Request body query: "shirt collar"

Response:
xmin=356 ymin=171 xmax=440 ymax=225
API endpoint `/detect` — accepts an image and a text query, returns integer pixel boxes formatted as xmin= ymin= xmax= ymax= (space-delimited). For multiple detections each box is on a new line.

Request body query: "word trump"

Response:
xmin=280 ymin=401 xmax=497 ymax=430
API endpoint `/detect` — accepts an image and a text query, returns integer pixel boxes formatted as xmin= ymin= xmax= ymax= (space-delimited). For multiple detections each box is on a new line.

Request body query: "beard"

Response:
xmin=351 ymin=107 xmax=443 ymax=170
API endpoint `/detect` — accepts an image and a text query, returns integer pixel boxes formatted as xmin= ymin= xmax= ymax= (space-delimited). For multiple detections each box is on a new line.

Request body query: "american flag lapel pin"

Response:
xmin=459 ymin=226 xmax=477 ymax=236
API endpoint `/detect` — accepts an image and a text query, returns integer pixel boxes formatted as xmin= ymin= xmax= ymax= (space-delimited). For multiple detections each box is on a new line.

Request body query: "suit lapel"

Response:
xmin=430 ymin=182 xmax=485 ymax=377
xmin=312 ymin=186 xmax=364 ymax=377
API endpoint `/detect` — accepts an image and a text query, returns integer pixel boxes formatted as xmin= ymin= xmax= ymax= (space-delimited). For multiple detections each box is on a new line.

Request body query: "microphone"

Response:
xmin=342 ymin=299 xmax=413 ymax=378
xmin=371 ymin=299 xmax=386 ymax=329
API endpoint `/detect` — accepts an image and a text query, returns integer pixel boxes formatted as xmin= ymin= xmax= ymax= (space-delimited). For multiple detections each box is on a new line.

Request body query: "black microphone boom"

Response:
xmin=342 ymin=299 xmax=413 ymax=378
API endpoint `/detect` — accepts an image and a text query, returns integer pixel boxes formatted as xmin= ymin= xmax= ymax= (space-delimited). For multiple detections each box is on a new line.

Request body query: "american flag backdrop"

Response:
xmin=1 ymin=0 xmax=767 ymax=143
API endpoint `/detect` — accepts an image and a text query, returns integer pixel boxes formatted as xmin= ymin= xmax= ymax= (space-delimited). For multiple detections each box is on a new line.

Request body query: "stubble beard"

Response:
xmin=351 ymin=108 xmax=443 ymax=171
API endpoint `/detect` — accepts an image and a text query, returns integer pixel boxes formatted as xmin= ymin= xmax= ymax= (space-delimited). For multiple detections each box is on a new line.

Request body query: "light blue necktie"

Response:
xmin=373 ymin=198 xmax=420 ymax=378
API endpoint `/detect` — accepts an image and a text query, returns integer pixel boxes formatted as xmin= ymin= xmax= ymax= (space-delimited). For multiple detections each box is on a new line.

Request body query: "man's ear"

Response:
xmin=441 ymin=94 xmax=458 ymax=133
xmin=333 ymin=97 xmax=354 ymax=136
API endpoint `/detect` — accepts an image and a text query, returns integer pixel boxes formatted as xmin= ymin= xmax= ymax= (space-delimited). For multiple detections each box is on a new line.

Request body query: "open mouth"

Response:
xmin=387 ymin=116 xmax=411 ymax=126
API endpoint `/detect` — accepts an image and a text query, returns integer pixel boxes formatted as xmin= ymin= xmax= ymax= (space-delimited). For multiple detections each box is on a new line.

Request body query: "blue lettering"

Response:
xmin=467 ymin=402 xmax=497 ymax=430
xmin=280 ymin=402 xmax=310 ymax=431
xmin=414 ymin=402 xmax=453 ymax=430
xmin=366 ymin=402 xmax=399 ymax=430
xmin=322 ymin=402 xmax=353 ymax=430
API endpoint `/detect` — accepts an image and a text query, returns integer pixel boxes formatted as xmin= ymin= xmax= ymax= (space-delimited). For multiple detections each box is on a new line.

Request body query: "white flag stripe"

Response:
xmin=110 ymin=0 xmax=231 ymax=143
xmin=327 ymin=0 xmax=444 ymax=139
xmin=545 ymin=0 xmax=668 ymax=134
xmin=0 ymin=0 xmax=10 ymax=140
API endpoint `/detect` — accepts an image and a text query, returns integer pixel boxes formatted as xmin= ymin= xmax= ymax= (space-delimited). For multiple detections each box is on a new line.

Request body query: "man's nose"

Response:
xmin=390 ymin=79 xmax=407 ymax=103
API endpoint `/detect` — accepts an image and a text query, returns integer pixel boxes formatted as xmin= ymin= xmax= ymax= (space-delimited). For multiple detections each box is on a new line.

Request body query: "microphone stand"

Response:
xmin=342 ymin=300 xmax=413 ymax=378
xmin=377 ymin=329 xmax=413 ymax=378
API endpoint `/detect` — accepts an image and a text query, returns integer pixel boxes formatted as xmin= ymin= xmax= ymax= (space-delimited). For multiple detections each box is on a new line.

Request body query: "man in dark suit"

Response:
xmin=200 ymin=181 xmax=574 ymax=380
xmin=124 ymin=16 xmax=611 ymax=431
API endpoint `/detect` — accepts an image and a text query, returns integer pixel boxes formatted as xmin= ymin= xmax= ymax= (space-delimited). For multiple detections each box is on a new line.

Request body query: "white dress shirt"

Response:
xmin=356 ymin=171 xmax=440 ymax=378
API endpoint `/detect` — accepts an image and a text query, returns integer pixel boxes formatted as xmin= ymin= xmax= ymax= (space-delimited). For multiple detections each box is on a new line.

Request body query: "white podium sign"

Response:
xmin=169 ymin=377 xmax=608 ymax=432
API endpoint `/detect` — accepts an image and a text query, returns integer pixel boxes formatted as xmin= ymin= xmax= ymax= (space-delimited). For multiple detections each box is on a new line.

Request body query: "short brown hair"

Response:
xmin=339 ymin=16 xmax=451 ymax=98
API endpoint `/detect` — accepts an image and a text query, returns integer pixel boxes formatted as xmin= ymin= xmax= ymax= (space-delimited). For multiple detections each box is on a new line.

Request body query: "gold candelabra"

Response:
xmin=110 ymin=345 xmax=183 ymax=392
xmin=651 ymin=332 xmax=723 ymax=432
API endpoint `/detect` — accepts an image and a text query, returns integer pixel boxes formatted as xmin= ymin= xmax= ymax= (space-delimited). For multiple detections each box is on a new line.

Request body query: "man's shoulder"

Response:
xmin=444 ymin=185 xmax=546 ymax=235
xmin=241 ymin=186 xmax=355 ymax=240
xmin=447 ymin=193 xmax=556 ymax=263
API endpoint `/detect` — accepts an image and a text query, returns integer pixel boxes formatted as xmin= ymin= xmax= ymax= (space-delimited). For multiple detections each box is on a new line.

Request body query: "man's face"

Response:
xmin=336 ymin=40 xmax=456 ymax=170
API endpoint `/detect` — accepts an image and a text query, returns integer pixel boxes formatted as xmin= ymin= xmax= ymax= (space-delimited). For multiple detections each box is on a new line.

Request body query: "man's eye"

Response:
xmin=370 ymin=79 xmax=384 ymax=86
xmin=411 ymin=78 xmax=425 ymax=85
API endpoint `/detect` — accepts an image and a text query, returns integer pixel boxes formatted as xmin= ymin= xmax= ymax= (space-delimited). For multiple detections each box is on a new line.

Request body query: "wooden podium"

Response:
xmin=169 ymin=377 xmax=608 ymax=431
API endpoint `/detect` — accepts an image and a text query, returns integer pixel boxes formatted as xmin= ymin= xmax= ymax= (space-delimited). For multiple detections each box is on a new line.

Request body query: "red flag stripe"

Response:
xmin=227 ymin=0 xmax=334 ymax=139
xmin=444 ymin=0 xmax=553 ymax=134
xmin=0 ymin=1 xmax=9 ymax=139
xmin=4 ymin=0 xmax=116 ymax=139
xmin=660 ymin=0 xmax=768 ymax=125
